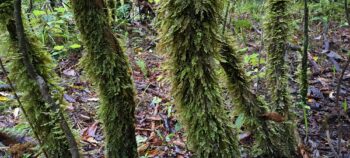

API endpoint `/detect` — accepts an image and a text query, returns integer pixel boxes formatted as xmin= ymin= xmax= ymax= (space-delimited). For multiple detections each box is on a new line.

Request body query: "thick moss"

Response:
xmin=107 ymin=0 xmax=116 ymax=20
xmin=220 ymin=36 xmax=294 ymax=157
xmin=264 ymin=0 xmax=297 ymax=156
xmin=0 ymin=1 xmax=72 ymax=157
xmin=158 ymin=0 xmax=240 ymax=157
xmin=71 ymin=0 xmax=138 ymax=157
xmin=265 ymin=0 xmax=292 ymax=116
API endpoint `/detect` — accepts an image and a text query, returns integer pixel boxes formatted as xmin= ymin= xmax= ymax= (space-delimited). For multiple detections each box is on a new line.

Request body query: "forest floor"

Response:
xmin=1 ymin=11 xmax=350 ymax=158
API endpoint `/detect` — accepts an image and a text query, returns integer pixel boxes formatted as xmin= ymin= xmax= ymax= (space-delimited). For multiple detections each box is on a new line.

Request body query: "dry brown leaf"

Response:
xmin=260 ymin=112 xmax=285 ymax=123
xmin=173 ymin=140 xmax=186 ymax=148
xmin=147 ymin=115 xmax=162 ymax=121
xmin=82 ymin=122 xmax=99 ymax=140
xmin=298 ymin=144 xmax=310 ymax=158
xmin=137 ymin=143 xmax=150 ymax=155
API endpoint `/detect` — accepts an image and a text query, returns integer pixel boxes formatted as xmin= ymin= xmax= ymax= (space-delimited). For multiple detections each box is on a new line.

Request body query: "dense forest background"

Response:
xmin=0 ymin=0 xmax=349 ymax=157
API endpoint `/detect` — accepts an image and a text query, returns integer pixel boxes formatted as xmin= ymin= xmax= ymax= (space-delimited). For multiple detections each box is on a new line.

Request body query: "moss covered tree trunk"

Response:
xmin=0 ymin=1 xmax=75 ymax=157
xmin=158 ymin=0 xmax=240 ymax=157
xmin=265 ymin=0 xmax=297 ymax=156
xmin=71 ymin=0 xmax=138 ymax=157
xmin=221 ymin=36 xmax=295 ymax=157
xmin=108 ymin=0 xmax=117 ymax=20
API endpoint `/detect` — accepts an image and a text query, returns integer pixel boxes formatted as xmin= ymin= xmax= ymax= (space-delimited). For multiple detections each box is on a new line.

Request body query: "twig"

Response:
xmin=13 ymin=1 xmax=80 ymax=157
xmin=0 ymin=57 xmax=49 ymax=158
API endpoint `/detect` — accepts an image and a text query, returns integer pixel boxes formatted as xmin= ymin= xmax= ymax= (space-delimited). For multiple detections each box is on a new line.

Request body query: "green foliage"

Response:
xmin=310 ymin=0 xmax=344 ymax=22
xmin=136 ymin=58 xmax=148 ymax=77
xmin=158 ymin=0 xmax=240 ymax=157
xmin=0 ymin=0 xmax=13 ymax=25
xmin=235 ymin=0 xmax=265 ymax=21
xmin=28 ymin=5 xmax=81 ymax=59
xmin=71 ymin=0 xmax=138 ymax=157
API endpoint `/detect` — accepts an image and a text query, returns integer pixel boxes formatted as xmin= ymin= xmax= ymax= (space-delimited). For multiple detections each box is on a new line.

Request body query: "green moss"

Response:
xmin=265 ymin=0 xmax=292 ymax=115
xmin=0 ymin=1 xmax=73 ymax=156
xmin=107 ymin=0 xmax=116 ymax=20
xmin=71 ymin=0 xmax=137 ymax=157
xmin=0 ymin=0 xmax=13 ymax=25
xmin=264 ymin=0 xmax=298 ymax=156
xmin=158 ymin=0 xmax=240 ymax=157
xmin=220 ymin=36 xmax=295 ymax=157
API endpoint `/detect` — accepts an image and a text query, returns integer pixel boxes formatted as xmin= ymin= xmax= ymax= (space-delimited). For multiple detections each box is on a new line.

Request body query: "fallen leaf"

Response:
xmin=85 ymin=137 xmax=98 ymax=144
xmin=146 ymin=115 xmax=162 ymax=121
xmin=0 ymin=96 xmax=9 ymax=102
xmin=63 ymin=69 xmax=76 ymax=77
xmin=63 ymin=94 xmax=76 ymax=103
xmin=13 ymin=108 xmax=20 ymax=119
xmin=137 ymin=143 xmax=150 ymax=155
xmin=173 ymin=140 xmax=186 ymax=148
xmin=82 ymin=122 xmax=99 ymax=139
xmin=260 ymin=112 xmax=285 ymax=123
xmin=298 ymin=144 xmax=310 ymax=158
xmin=87 ymin=98 xmax=99 ymax=102
xmin=238 ymin=131 xmax=252 ymax=141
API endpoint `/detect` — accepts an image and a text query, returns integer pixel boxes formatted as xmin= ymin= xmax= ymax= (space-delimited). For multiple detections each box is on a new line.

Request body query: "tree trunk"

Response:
xmin=221 ymin=36 xmax=295 ymax=157
xmin=70 ymin=0 xmax=138 ymax=157
xmin=108 ymin=0 xmax=116 ymax=20
xmin=0 ymin=0 xmax=77 ymax=157
xmin=158 ymin=0 xmax=240 ymax=157
xmin=265 ymin=0 xmax=298 ymax=156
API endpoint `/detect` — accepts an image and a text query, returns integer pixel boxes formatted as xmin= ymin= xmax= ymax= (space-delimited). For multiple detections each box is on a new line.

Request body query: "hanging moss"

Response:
xmin=220 ymin=35 xmax=296 ymax=157
xmin=158 ymin=0 xmax=240 ymax=157
xmin=264 ymin=0 xmax=298 ymax=156
xmin=0 ymin=1 xmax=73 ymax=157
xmin=71 ymin=0 xmax=137 ymax=157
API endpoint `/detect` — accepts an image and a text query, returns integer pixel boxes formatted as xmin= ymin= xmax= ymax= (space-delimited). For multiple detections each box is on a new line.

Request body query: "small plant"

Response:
xmin=136 ymin=59 xmax=148 ymax=77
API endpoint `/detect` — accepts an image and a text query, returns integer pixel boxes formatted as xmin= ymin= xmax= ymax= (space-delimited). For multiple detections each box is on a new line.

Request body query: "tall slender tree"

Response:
xmin=0 ymin=0 xmax=78 ymax=157
xmin=158 ymin=0 xmax=240 ymax=157
xmin=221 ymin=35 xmax=294 ymax=157
xmin=71 ymin=0 xmax=138 ymax=157
xmin=265 ymin=0 xmax=298 ymax=155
